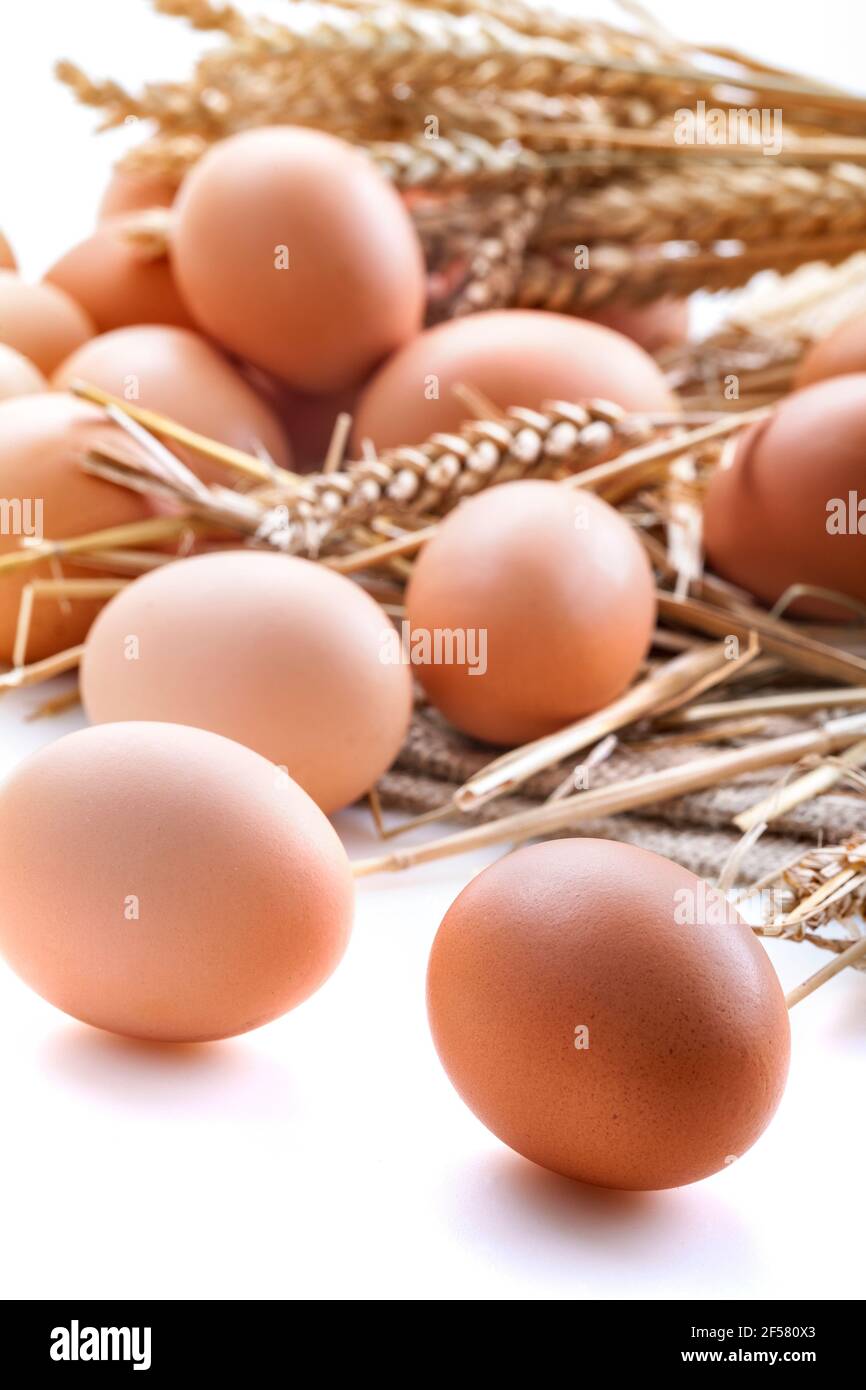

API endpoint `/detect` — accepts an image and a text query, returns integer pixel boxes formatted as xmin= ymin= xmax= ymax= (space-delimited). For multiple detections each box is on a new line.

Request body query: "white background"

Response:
xmin=1 ymin=0 xmax=865 ymax=1302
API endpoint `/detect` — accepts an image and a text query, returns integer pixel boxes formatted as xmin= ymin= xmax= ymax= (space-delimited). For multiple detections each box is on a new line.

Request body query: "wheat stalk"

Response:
xmin=452 ymin=637 xmax=760 ymax=811
xmin=81 ymin=398 xmax=653 ymax=556
xmin=55 ymin=61 xmax=151 ymax=129
xmin=750 ymin=838 xmax=866 ymax=943
xmin=163 ymin=2 xmax=695 ymax=107
xmin=368 ymin=132 xmax=547 ymax=188
xmin=537 ymin=161 xmax=866 ymax=247
xmin=334 ymin=0 xmax=682 ymax=63
xmin=517 ymin=231 xmax=866 ymax=310
xmin=153 ymin=1 xmax=866 ymax=121
xmin=353 ymin=717 xmax=866 ymax=876
xmin=56 ymin=0 xmax=866 ymax=314
xmin=153 ymin=0 xmax=246 ymax=35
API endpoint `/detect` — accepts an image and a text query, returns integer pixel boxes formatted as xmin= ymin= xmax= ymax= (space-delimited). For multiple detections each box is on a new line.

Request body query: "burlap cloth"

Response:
xmin=378 ymin=704 xmax=866 ymax=882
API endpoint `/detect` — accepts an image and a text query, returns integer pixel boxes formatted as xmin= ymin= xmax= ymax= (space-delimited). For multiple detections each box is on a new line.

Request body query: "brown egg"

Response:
xmin=353 ymin=310 xmax=678 ymax=452
xmin=428 ymin=838 xmax=790 ymax=1190
xmin=0 ymin=393 xmax=153 ymax=662
xmin=0 ymin=270 xmax=94 ymax=375
xmin=98 ymin=168 xmax=178 ymax=222
xmin=583 ymin=297 xmax=689 ymax=354
xmin=80 ymin=550 xmax=414 ymax=814
xmin=0 ymin=230 xmax=15 ymax=271
xmin=45 ymin=216 xmax=194 ymax=333
xmin=53 ymin=324 xmax=291 ymax=484
xmin=172 ymin=126 xmax=426 ymax=393
xmin=795 ymin=310 xmax=866 ymax=388
xmin=405 ymin=480 xmax=656 ymax=745
xmin=703 ymin=374 xmax=866 ymax=618
xmin=0 ymin=722 xmax=354 ymax=1042
xmin=0 ymin=343 xmax=47 ymax=403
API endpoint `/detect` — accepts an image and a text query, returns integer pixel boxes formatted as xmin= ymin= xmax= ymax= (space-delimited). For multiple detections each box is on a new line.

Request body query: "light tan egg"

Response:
xmin=172 ymin=126 xmax=426 ymax=393
xmin=0 ymin=722 xmax=354 ymax=1042
xmin=45 ymin=216 xmax=195 ymax=333
xmin=428 ymin=838 xmax=790 ymax=1190
xmin=53 ymin=324 xmax=291 ymax=484
xmin=80 ymin=549 xmax=414 ymax=814
xmin=0 ymin=343 xmax=47 ymax=403
xmin=353 ymin=309 xmax=679 ymax=452
xmin=0 ymin=270 xmax=94 ymax=375
xmin=0 ymin=392 xmax=153 ymax=662
xmin=405 ymin=480 xmax=656 ymax=745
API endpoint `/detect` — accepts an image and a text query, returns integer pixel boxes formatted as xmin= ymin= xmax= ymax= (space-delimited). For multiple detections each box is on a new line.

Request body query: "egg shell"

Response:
xmin=353 ymin=309 xmax=679 ymax=452
xmin=98 ymin=169 xmax=178 ymax=222
xmin=171 ymin=126 xmax=426 ymax=393
xmin=795 ymin=310 xmax=866 ymax=388
xmin=53 ymin=324 xmax=291 ymax=484
xmin=703 ymin=373 xmax=866 ymax=617
xmin=405 ymin=480 xmax=656 ymax=745
xmin=45 ymin=216 xmax=195 ymax=333
xmin=0 ymin=722 xmax=354 ymax=1042
xmin=0 ymin=393 xmax=153 ymax=662
xmin=582 ymin=297 xmax=689 ymax=354
xmin=0 ymin=270 xmax=94 ymax=375
xmin=0 ymin=230 xmax=15 ymax=271
xmin=0 ymin=342 xmax=47 ymax=403
xmin=80 ymin=549 xmax=414 ymax=814
xmin=427 ymin=838 xmax=790 ymax=1191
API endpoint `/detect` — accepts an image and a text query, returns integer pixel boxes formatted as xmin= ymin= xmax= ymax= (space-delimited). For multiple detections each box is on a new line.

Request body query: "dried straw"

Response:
xmin=353 ymin=716 xmax=866 ymax=876
xmin=452 ymin=637 xmax=759 ymax=812
xmin=57 ymin=0 xmax=866 ymax=312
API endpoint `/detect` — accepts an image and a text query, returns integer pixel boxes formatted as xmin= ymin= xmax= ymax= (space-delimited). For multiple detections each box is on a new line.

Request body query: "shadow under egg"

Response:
xmin=39 ymin=1020 xmax=302 ymax=1124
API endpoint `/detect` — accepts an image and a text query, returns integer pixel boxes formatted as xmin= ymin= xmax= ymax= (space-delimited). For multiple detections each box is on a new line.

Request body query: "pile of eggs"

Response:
xmin=0 ymin=120 xmax=859 ymax=1193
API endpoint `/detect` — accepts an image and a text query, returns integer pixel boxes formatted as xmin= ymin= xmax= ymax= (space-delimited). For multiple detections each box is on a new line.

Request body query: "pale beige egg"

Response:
xmin=0 ymin=722 xmax=355 ymax=1042
xmin=81 ymin=549 xmax=414 ymax=814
